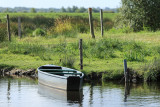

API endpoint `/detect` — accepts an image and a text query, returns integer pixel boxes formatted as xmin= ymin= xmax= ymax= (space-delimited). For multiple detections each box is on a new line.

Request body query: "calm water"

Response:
xmin=0 ymin=76 xmax=160 ymax=107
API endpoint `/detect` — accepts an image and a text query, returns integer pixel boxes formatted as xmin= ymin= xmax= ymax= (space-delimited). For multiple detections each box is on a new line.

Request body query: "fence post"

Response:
xmin=7 ymin=14 xmax=11 ymax=41
xmin=100 ymin=9 xmax=103 ymax=37
xmin=79 ymin=39 xmax=83 ymax=70
xmin=18 ymin=17 xmax=22 ymax=38
xmin=88 ymin=8 xmax=95 ymax=39
xmin=124 ymin=59 xmax=129 ymax=83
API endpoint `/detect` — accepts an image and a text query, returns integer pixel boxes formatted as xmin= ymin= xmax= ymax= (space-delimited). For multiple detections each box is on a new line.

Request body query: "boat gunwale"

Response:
xmin=38 ymin=70 xmax=67 ymax=79
xmin=37 ymin=65 xmax=84 ymax=79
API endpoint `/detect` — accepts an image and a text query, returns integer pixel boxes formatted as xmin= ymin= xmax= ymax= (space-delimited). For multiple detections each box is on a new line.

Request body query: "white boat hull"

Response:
xmin=38 ymin=65 xmax=84 ymax=91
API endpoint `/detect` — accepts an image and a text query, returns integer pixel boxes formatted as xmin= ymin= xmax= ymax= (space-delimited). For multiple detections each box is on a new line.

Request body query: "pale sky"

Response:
xmin=0 ymin=0 xmax=121 ymax=8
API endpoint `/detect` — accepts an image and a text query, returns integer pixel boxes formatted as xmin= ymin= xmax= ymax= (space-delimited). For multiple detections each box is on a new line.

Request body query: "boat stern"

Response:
xmin=67 ymin=76 xmax=83 ymax=91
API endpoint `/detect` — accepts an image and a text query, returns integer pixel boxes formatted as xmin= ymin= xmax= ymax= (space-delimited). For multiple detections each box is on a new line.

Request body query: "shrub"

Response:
xmin=33 ymin=28 xmax=46 ymax=36
xmin=48 ymin=17 xmax=77 ymax=37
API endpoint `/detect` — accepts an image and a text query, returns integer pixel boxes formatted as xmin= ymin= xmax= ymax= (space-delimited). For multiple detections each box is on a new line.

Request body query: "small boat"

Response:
xmin=37 ymin=65 xmax=84 ymax=91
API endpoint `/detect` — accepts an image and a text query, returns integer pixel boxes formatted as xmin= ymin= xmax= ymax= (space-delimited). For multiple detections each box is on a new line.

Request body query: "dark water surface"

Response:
xmin=0 ymin=77 xmax=160 ymax=107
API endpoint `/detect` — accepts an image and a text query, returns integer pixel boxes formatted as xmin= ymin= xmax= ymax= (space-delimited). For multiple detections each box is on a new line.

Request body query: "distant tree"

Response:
xmin=66 ymin=7 xmax=72 ymax=12
xmin=30 ymin=8 xmax=36 ymax=13
xmin=4 ymin=8 xmax=9 ymax=13
xmin=76 ymin=7 xmax=86 ymax=13
xmin=49 ymin=8 xmax=55 ymax=13
xmin=61 ymin=7 xmax=66 ymax=12
xmin=92 ymin=8 xmax=99 ymax=13
xmin=72 ymin=6 xmax=78 ymax=12
xmin=23 ymin=11 xmax=28 ymax=13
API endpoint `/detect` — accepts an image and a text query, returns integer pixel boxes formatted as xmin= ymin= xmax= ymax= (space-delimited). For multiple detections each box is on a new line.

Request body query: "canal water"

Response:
xmin=0 ymin=76 xmax=160 ymax=107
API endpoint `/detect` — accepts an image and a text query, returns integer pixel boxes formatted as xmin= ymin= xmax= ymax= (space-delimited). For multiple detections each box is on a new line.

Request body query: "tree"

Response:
xmin=76 ymin=7 xmax=86 ymax=13
xmin=116 ymin=0 xmax=160 ymax=31
xmin=92 ymin=8 xmax=99 ymax=13
xmin=72 ymin=6 xmax=78 ymax=12
xmin=66 ymin=7 xmax=72 ymax=12
xmin=4 ymin=8 xmax=10 ymax=13
xmin=61 ymin=7 xmax=66 ymax=12
xmin=30 ymin=8 xmax=36 ymax=13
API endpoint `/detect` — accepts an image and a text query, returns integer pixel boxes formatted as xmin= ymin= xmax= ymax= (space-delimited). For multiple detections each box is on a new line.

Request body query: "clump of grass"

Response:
xmin=61 ymin=55 xmax=75 ymax=68
xmin=108 ymin=26 xmax=133 ymax=34
xmin=48 ymin=17 xmax=77 ymax=38
xmin=143 ymin=57 xmax=160 ymax=81
xmin=123 ymin=41 xmax=151 ymax=62
xmin=7 ymin=42 xmax=52 ymax=60
xmin=22 ymin=23 xmax=36 ymax=36
xmin=83 ymin=39 xmax=122 ymax=59
xmin=33 ymin=28 xmax=46 ymax=36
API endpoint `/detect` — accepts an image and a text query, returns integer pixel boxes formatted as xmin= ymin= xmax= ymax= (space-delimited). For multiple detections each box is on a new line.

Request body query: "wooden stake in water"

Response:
xmin=124 ymin=59 xmax=129 ymax=83
xmin=79 ymin=39 xmax=83 ymax=70
xmin=18 ymin=17 xmax=22 ymax=38
xmin=88 ymin=8 xmax=95 ymax=39
xmin=100 ymin=9 xmax=103 ymax=37
xmin=7 ymin=14 xmax=11 ymax=41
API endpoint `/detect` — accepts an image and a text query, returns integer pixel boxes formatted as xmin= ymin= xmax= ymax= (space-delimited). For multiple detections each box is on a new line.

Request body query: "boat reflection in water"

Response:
xmin=38 ymin=83 xmax=83 ymax=103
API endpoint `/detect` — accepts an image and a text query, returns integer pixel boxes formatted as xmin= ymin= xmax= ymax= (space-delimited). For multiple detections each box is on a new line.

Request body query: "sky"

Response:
xmin=0 ymin=0 xmax=121 ymax=8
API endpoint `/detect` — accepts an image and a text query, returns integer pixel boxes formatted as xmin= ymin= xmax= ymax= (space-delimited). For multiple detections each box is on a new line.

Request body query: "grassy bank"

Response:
xmin=0 ymin=31 xmax=160 ymax=81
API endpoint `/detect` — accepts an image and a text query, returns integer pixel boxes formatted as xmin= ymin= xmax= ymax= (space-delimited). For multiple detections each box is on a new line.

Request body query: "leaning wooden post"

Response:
xmin=79 ymin=39 xmax=83 ymax=70
xmin=124 ymin=59 xmax=129 ymax=83
xmin=88 ymin=8 xmax=95 ymax=39
xmin=7 ymin=14 xmax=11 ymax=41
xmin=18 ymin=17 xmax=22 ymax=38
xmin=100 ymin=9 xmax=103 ymax=37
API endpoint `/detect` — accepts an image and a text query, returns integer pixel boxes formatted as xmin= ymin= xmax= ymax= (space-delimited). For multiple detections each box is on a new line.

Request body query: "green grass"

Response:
xmin=0 ymin=31 xmax=160 ymax=81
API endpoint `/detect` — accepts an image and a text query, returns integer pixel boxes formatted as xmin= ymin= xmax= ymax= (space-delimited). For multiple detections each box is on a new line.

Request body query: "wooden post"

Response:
xmin=100 ymin=9 xmax=103 ymax=37
xmin=7 ymin=14 xmax=11 ymax=41
xmin=124 ymin=82 xmax=130 ymax=102
xmin=124 ymin=59 xmax=129 ymax=83
xmin=79 ymin=39 xmax=83 ymax=70
xmin=18 ymin=17 xmax=22 ymax=38
xmin=88 ymin=8 xmax=95 ymax=39
xmin=2 ymin=70 xmax=4 ymax=77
